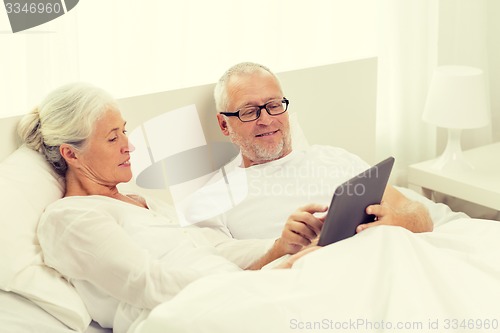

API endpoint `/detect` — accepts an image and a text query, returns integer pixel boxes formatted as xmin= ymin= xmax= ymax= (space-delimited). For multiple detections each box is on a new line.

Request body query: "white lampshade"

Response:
xmin=422 ymin=66 xmax=490 ymax=171
xmin=423 ymin=66 xmax=490 ymax=129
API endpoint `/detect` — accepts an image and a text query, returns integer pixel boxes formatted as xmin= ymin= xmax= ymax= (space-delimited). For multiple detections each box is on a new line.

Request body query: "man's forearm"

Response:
xmin=401 ymin=200 xmax=434 ymax=232
xmin=364 ymin=185 xmax=434 ymax=233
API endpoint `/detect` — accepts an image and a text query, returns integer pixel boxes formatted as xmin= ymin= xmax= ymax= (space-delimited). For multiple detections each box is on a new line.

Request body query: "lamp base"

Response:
xmin=430 ymin=128 xmax=475 ymax=172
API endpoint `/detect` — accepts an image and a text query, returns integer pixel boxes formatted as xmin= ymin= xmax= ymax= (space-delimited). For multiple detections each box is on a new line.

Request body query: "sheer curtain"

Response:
xmin=436 ymin=0 xmax=494 ymax=151
xmin=0 ymin=9 xmax=79 ymax=118
xmin=376 ymin=0 xmax=439 ymax=184
xmin=376 ymin=0 xmax=496 ymax=185
xmin=0 ymin=0 xmax=377 ymax=119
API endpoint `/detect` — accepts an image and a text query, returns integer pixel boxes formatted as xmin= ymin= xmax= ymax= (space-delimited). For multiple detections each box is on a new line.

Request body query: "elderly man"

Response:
xmin=183 ymin=62 xmax=433 ymax=247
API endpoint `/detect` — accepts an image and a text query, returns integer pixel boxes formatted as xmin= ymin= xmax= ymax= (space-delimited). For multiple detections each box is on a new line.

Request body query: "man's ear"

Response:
xmin=217 ymin=114 xmax=230 ymax=136
xmin=59 ymin=144 xmax=79 ymax=167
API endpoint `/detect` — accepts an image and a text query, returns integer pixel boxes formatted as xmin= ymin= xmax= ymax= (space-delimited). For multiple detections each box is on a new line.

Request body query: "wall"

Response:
xmin=487 ymin=0 xmax=500 ymax=142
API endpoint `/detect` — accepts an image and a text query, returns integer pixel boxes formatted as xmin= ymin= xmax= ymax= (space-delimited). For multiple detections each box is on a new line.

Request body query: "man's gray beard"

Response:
xmin=227 ymin=125 xmax=290 ymax=163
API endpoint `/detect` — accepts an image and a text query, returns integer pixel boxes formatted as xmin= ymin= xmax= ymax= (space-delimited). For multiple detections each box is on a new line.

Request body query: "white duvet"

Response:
xmin=135 ymin=219 xmax=500 ymax=333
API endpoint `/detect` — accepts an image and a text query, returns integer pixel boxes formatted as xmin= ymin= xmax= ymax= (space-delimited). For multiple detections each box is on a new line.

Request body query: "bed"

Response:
xmin=1 ymin=58 xmax=499 ymax=333
xmin=135 ymin=219 xmax=500 ymax=333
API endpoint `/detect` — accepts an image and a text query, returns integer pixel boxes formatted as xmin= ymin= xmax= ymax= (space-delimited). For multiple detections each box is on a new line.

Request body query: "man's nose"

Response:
xmin=256 ymin=107 xmax=273 ymax=125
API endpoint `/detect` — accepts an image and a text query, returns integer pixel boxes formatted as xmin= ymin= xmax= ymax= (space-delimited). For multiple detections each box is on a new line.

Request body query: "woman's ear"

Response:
xmin=59 ymin=144 xmax=79 ymax=167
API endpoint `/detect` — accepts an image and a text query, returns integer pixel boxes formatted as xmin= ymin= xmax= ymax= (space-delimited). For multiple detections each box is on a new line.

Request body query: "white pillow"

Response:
xmin=0 ymin=146 xmax=91 ymax=332
xmin=289 ymin=111 xmax=310 ymax=150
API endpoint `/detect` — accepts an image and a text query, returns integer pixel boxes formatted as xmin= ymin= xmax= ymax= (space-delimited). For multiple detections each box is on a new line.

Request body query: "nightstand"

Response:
xmin=407 ymin=142 xmax=500 ymax=211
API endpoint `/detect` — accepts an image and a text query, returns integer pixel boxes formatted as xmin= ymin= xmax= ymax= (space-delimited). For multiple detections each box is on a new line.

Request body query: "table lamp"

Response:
xmin=422 ymin=65 xmax=490 ymax=171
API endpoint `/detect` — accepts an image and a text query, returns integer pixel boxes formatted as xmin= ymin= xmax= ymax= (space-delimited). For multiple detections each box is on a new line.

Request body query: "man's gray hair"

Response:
xmin=213 ymin=62 xmax=282 ymax=113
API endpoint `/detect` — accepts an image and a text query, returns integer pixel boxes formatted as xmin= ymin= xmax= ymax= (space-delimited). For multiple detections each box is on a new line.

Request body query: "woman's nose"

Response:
xmin=122 ymin=138 xmax=135 ymax=153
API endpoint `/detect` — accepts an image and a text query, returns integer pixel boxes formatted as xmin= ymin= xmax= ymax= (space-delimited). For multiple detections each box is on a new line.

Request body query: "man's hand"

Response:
xmin=356 ymin=186 xmax=433 ymax=233
xmin=276 ymin=203 xmax=327 ymax=255
xmin=245 ymin=204 xmax=326 ymax=270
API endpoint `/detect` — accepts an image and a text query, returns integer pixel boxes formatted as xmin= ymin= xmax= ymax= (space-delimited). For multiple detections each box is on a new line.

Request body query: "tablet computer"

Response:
xmin=317 ymin=156 xmax=395 ymax=246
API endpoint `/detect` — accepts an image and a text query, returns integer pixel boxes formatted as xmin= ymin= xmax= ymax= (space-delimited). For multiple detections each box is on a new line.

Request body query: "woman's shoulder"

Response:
xmin=42 ymin=195 xmax=129 ymax=220
xmin=45 ymin=195 xmax=105 ymax=209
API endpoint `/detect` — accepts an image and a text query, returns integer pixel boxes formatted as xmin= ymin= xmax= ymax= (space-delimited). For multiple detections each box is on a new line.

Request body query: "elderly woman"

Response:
xmin=17 ymin=83 xmax=320 ymax=333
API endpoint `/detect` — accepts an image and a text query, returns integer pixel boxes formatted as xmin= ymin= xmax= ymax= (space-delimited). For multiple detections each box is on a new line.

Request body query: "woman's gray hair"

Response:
xmin=17 ymin=82 xmax=117 ymax=176
xmin=213 ymin=62 xmax=282 ymax=113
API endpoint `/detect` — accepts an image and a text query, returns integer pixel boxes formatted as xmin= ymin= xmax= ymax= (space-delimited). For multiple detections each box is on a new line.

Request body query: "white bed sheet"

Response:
xmin=0 ymin=290 xmax=111 ymax=333
xmin=135 ymin=218 xmax=500 ymax=333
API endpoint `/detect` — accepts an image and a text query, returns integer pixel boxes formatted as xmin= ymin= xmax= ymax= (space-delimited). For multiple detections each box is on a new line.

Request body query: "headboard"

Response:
xmin=0 ymin=58 xmax=377 ymax=184
xmin=116 ymin=57 xmax=377 ymax=165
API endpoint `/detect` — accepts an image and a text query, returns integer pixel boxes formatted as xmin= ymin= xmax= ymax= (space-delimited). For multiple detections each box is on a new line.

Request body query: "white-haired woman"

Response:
xmin=18 ymin=82 xmax=318 ymax=333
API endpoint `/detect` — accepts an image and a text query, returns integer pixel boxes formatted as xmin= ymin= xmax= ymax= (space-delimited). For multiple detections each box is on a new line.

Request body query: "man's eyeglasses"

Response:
xmin=219 ymin=98 xmax=289 ymax=122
